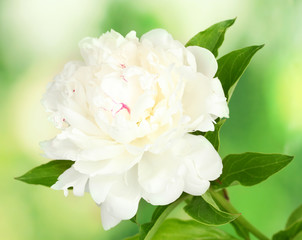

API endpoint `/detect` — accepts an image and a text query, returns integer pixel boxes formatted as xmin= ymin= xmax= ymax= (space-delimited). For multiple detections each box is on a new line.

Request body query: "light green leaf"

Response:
xmin=230 ymin=221 xmax=250 ymax=240
xmin=273 ymin=204 xmax=302 ymax=240
xmin=124 ymin=234 xmax=140 ymax=240
xmin=15 ymin=160 xmax=74 ymax=187
xmin=287 ymin=205 xmax=302 ymax=228
xmin=216 ymin=45 xmax=264 ymax=101
xmin=153 ymin=219 xmax=239 ymax=240
xmin=186 ymin=18 xmax=236 ymax=57
xmin=217 ymin=153 xmax=293 ymax=189
xmin=273 ymin=222 xmax=302 ymax=240
xmin=184 ymin=196 xmax=239 ymax=226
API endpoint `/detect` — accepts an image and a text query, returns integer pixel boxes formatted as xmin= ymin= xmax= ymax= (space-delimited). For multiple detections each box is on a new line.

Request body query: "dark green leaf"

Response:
xmin=139 ymin=223 xmax=153 ymax=240
xmin=294 ymin=231 xmax=302 ymax=240
xmin=130 ymin=215 xmax=138 ymax=224
xmin=186 ymin=18 xmax=236 ymax=57
xmin=287 ymin=205 xmax=302 ymax=228
xmin=153 ymin=219 xmax=239 ymax=240
xmin=184 ymin=196 xmax=239 ymax=225
xmin=189 ymin=130 xmax=205 ymax=136
xmin=15 ymin=160 xmax=74 ymax=187
xmin=217 ymin=153 xmax=293 ymax=189
xmin=216 ymin=45 xmax=264 ymax=101
xmin=151 ymin=205 xmax=169 ymax=222
xmin=204 ymin=119 xmax=226 ymax=151
xmin=189 ymin=119 xmax=226 ymax=151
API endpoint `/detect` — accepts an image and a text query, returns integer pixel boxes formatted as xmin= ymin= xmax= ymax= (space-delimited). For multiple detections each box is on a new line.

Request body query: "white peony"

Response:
xmin=41 ymin=29 xmax=229 ymax=230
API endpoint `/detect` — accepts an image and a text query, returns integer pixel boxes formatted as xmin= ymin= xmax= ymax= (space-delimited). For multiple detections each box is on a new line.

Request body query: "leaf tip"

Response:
xmin=14 ymin=175 xmax=23 ymax=181
xmin=230 ymin=17 xmax=237 ymax=24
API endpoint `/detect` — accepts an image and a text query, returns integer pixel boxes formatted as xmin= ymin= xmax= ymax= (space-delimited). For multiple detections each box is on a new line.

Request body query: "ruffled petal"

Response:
xmin=100 ymin=168 xmax=141 ymax=229
xmin=51 ymin=167 xmax=88 ymax=197
xmin=100 ymin=206 xmax=121 ymax=231
xmin=138 ymin=142 xmax=186 ymax=205
xmin=74 ymin=151 xmax=142 ymax=176
xmin=40 ymin=128 xmax=124 ymax=161
xmin=141 ymin=29 xmax=174 ymax=49
xmin=89 ymin=175 xmax=115 ymax=204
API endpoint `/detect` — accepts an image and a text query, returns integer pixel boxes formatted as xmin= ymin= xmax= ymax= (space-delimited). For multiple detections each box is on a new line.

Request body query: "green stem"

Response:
xmin=144 ymin=194 xmax=191 ymax=240
xmin=210 ymin=189 xmax=269 ymax=240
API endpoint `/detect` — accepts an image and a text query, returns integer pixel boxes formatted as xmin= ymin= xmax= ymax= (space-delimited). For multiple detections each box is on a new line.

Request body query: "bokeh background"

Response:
xmin=1 ymin=0 xmax=301 ymax=239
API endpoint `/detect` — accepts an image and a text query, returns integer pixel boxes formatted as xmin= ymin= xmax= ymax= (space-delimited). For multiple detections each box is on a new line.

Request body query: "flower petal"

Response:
xmin=89 ymin=175 xmax=115 ymax=204
xmin=180 ymin=134 xmax=223 ymax=181
xmin=138 ymin=144 xmax=185 ymax=205
xmin=51 ymin=167 xmax=88 ymax=197
xmin=100 ymin=206 xmax=121 ymax=231
xmin=41 ymin=128 xmax=124 ymax=161
xmin=187 ymin=46 xmax=218 ymax=78
xmin=74 ymin=151 xmax=142 ymax=176
xmin=100 ymin=168 xmax=141 ymax=229
xmin=141 ymin=29 xmax=174 ymax=49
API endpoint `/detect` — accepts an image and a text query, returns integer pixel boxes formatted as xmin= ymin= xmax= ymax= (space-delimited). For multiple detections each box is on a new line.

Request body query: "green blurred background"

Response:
xmin=0 ymin=0 xmax=301 ymax=239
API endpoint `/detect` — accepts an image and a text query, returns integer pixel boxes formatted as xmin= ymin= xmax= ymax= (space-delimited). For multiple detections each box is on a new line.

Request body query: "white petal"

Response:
xmin=183 ymin=158 xmax=210 ymax=195
xmin=138 ymin=145 xmax=185 ymax=205
xmin=100 ymin=206 xmax=121 ymax=230
xmin=41 ymin=128 xmax=123 ymax=161
xmin=40 ymin=134 xmax=79 ymax=161
xmin=142 ymin=177 xmax=184 ymax=205
xmin=51 ymin=167 xmax=88 ymax=197
xmin=89 ymin=175 xmax=115 ymax=204
xmin=208 ymin=78 xmax=229 ymax=118
xmin=74 ymin=151 xmax=142 ymax=176
xmin=79 ymin=37 xmax=103 ymax=65
xmin=58 ymin=106 xmax=101 ymax=136
xmin=141 ymin=29 xmax=174 ymax=49
xmin=187 ymin=46 xmax=218 ymax=78
xmin=182 ymin=72 xmax=214 ymax=131
xmin=181 ymin=134 xmax=223 ymax=181
xmin=100 ymin=168 xmax=141 ymax=229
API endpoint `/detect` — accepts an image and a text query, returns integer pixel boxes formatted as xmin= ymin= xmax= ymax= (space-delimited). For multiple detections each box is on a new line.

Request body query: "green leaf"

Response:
xmin=139 ymin=205 xmax=169 ymax=240
xmin=139 ymin=194 xmax=189 ymax=240
xmin=216 ymin=45 xmax=264 ymax=101
xmin=273 ymin=204 xmax=302 ymax=240
xmin=130 ymin=215 xmax=138 ymax=224
xmin=153 ymin=219 xmax=239 ymax=240
xmin=294 ymin=231 xmax=302 ymax=240
xmin=124 ymin=234 xmax=139 ymax=240
xmin=287 ymin=205 xmax=302 ymax=228
xmin=189 ymin=119 xmax=226 ymax=151
xmin=216 ymin=153 xmax=293 ymax=189
xmin=15 ymin=160 xmax=74 ymax=187
xmin=186 ymin=18 xmax=236 ymax=57
xmin=184 ymin=196 xmax=239 ymax=226
xmin=204 ymin=119 xmax=226 ymax=151
xmin=230 ymin=221 xmax=250 ymax=240
xmin=273 ymin=222 xmax=302 ymax=240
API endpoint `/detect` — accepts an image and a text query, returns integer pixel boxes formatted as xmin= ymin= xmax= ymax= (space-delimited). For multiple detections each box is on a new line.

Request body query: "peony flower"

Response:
xmin=41 ymin=29 xmax=229 ymax=230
